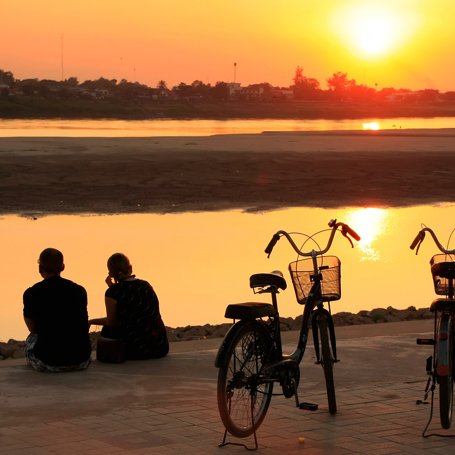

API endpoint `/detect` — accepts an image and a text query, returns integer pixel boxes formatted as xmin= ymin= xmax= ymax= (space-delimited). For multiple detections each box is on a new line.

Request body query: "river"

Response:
xmin=1 ymin=205 xmax=454 ymax=341
xmin=1 ymin=118 xmax=454 ymax=342
xmin=1 ymin=116 xmax=455 ymax=137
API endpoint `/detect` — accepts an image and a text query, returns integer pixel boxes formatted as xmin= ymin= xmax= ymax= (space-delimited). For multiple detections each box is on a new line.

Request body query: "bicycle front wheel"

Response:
xmin=438 ymin=314 xmax=454 ymax=429
xmin=217 ymin=320 xmax=274 ymax=438
xmin=319 ymin=314 xmax=337 ymax=414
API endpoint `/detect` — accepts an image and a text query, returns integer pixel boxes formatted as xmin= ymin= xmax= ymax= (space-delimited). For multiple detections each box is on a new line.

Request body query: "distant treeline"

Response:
xmin=1 ymin=67 xmax=455 ymax=120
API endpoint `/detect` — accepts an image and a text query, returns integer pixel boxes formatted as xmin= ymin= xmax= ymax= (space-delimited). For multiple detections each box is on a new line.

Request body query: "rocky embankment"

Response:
xmin=0 ymin=306 xmax=433 ymax=361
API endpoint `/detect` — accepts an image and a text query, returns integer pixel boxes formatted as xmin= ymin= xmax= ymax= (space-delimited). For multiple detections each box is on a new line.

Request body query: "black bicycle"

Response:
xmin=411 ymin=226 xmax=455 ymax=434
xmin=215 ymin=219 xmax=360 ymax=447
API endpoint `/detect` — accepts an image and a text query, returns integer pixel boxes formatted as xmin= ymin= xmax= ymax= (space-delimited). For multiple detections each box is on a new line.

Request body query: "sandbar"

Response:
xmin=1 ymin=129 xmax=455 ymax=215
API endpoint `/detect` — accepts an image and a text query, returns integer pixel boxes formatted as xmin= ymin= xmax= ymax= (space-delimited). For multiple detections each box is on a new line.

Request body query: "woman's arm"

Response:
xmin=88 ymin=296 xmax=118 ymax=328
xmin=105 ymin=297 xmax=117 ymax=327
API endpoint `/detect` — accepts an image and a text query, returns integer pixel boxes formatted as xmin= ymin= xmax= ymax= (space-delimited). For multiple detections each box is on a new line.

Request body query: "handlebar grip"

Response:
xmin=410 ymin=231 xmax=425 ymax=250
xmin=265 ymin=233 xmax=280 ymax=256
xmin=345 ymin=225 xmax=361 ymax=241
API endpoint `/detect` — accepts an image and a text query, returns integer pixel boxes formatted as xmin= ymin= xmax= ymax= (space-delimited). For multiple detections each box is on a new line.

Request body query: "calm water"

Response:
xmin=2 ymin=205 xmax=455 ymax=341
xmin=1 ymin=117 xmax=455 ymax=137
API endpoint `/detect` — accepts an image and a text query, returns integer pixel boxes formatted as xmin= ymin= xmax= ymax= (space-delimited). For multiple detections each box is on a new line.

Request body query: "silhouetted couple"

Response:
xmin=23 ymin=248 xmax=168 ymax=373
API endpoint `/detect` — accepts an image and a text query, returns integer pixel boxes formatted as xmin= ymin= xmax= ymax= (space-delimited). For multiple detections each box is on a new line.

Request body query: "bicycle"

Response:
xmin=215 ymin=219 xmax=360 ymax=448
xmin=411 ymin=226 xmax=455 ymax=435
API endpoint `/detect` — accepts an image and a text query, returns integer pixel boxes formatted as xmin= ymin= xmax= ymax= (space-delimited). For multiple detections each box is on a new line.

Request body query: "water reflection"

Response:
xmin=1 ymin=205 xmax=454 ymax=341
xmin=345 ymin=208 xmax=392 ymax=261
xmin=1 ymin=117 xmax=455 ymax=137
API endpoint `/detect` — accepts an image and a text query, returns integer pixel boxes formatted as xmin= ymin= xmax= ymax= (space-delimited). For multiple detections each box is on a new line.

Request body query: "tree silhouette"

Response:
xmin=0 ymin=69 xmax=15 ymax=87
xmin=292 ymin=66 xmax=321 ymax=100
xmin=326 ymin=72 xmax=356 ymax=92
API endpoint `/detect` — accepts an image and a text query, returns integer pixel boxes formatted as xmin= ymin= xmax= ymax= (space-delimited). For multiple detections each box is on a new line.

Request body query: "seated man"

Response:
xmin=23 ymin=248 xmax=92 ymax=372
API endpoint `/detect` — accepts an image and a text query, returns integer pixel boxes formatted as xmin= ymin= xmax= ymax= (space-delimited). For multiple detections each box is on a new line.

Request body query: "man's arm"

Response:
xmin=88 ymin=316 xmax=108 ymax=327
xmin=24 ymin=317 xmax=36 ymax=334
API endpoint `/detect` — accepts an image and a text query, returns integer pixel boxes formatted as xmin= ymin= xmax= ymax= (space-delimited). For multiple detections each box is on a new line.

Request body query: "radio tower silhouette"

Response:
xmin=61 ymin=34 xmax=65 ymax=81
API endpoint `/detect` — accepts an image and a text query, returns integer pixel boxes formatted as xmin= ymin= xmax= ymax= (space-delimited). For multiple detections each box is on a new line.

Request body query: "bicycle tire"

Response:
xmin=217 ymin=320 xmax=274 ymax=438
xmin=319 ymin=314 xmax=337 ymax=414
xmin=439 ymin=314 xmax=454 ymax=429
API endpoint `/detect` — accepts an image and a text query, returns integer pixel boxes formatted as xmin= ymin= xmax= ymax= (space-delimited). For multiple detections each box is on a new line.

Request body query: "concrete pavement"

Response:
xmin=0 ymin=320 xmax=454 ymax=454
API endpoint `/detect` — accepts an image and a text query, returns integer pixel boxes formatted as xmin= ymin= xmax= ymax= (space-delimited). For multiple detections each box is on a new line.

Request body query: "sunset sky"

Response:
xmin=2 ymin=0 xmax=455 ymax=91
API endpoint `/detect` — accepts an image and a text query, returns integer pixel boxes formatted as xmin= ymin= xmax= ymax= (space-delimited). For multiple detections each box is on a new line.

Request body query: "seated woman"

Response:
xmin=89 ymin=253 xmax=169 ymax=360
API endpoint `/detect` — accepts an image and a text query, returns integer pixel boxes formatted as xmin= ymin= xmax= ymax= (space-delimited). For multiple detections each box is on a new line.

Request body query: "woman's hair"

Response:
xmin=107 ymin=253 xmax=131 ymax=281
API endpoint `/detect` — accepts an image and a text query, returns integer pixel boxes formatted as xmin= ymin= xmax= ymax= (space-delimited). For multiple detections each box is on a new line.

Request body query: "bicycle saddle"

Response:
xmin=249 ymin=272 xmax=287 ymax=290
xmin=431 ymin=261 xmax=455 ymax=279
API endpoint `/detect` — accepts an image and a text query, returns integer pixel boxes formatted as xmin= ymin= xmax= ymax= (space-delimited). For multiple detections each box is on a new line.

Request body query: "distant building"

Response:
xmin=227 ymin=82 xmax=242 ymax=98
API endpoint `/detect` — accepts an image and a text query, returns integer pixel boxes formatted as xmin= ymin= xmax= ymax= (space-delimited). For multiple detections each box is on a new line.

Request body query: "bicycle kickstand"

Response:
xmin=218 ymin=396 xmax=259 ymax=451
xmin=292 ymin=378 xmax=319 ymax=411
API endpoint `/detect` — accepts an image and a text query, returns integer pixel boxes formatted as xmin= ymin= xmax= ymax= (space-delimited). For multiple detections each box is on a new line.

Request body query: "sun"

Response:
xmin=352 ymin=15 xmax=394 ymax=55
xmin=331 ymin=4 xmax=419 ymax=59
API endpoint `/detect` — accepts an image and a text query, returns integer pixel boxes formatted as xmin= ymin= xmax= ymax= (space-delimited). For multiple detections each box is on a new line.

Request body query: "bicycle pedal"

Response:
xmin=416 ymin=338 xmax=435 ymax=345
xmin=298 ymin=402 xmax=318 ymax=411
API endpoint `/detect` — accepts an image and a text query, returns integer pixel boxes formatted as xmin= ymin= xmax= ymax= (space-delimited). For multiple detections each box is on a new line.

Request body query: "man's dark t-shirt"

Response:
xmin=23 ymin=276 xmax=91 ymax=366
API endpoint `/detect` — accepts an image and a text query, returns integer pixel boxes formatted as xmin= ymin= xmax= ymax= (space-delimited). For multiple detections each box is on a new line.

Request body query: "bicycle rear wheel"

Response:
xmin=439 ymin=314 xmax=454 ymax=429
xmin=217 ymin=320 xmax=274 ymax=438
xmin=319 ymin=314 xmax=337 ymax=414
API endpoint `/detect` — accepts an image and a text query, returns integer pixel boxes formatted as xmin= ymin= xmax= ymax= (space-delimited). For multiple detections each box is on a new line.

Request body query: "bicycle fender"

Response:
xmin=312 ymin=308 xmax=337 ymax=361
xmin=437 ymin=314 xmax=451 ymax=377
xmin=214 ymin=320 xmax=250 ymax=368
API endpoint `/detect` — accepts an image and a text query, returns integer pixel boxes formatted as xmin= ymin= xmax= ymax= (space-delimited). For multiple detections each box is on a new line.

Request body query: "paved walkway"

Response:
xmin=0 ymin=320 xmax=454 ymax=454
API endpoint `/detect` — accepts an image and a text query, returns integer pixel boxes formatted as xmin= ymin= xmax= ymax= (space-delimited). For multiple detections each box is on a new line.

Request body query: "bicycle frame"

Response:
xmin=264 ymin=221 xmax=357 ymax=364
xmin=216 ymin=219 xmax=359 ymax=446
xmin=412 ymin=225 xmax=455 ymax=434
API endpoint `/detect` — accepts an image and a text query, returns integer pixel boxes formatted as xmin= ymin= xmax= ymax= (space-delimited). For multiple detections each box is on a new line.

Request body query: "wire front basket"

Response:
xmin=430 ymin=253 xmax=455 ymax=296
xmin=288 ymin=255 xmax=341 ymax=305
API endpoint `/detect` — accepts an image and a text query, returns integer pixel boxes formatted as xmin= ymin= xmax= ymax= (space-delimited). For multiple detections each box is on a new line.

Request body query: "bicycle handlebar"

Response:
xmin=410 ymin=227 xmax=455 ymax=255
xmin=265 ymin=219 xmax=360 ymax=258
xmin=343 ymin=224 xmax=361 ymax=242
xmin=410 ymin=231 xmax=425 ymax=250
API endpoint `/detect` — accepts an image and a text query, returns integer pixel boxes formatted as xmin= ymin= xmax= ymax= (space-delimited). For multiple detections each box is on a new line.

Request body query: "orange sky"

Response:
xmin=2 ymin=0 xmax=455 ymax=91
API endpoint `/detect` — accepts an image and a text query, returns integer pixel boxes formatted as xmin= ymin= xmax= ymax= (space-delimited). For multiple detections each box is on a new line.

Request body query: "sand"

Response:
xmin=1 ymin=129 xmax=455 ymax=216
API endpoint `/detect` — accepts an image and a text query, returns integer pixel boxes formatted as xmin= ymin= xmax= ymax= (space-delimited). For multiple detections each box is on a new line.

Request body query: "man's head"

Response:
xmin=38 ymin=248 xmax=65 ymax=276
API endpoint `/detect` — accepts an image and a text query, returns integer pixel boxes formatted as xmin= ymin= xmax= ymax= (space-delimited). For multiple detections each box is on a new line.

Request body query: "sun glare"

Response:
xmin=363 ymin=122 xmax=380 ymax=130
xmin=352 ymin=14 xmax=394 ymax=55
xmin=331 ymin=4 xmax=420 ymax=59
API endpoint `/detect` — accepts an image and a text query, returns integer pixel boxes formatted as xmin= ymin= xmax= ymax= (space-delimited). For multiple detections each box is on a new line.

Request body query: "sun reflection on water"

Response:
xmin=344 ymin=208 xmax=391 ymax=261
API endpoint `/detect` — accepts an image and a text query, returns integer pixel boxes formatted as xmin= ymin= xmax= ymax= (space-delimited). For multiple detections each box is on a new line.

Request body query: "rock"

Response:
xmin=280 ymin=323 xmax=290 ymax=332
xmin=166 ymin=332 xmax=179 ymax=342
xmin=7 ymin=339 xmax=23 ymax=346
xmin=0 ymin=345 xmax=15 ymax=359
xmin=178 ymin=327 xmax=208 ymax=340
xmin=12 ymin=348 xmax=25 ymax=359
xmin=280 ymin=317 xmax=297 ymax=331
xmin=358 ymin=310 xmax=371 ymax=317
xmin=211 ymin=324 xmax=231 ymax=338
xmin=0 ymin=306 xmax=440 ymax=361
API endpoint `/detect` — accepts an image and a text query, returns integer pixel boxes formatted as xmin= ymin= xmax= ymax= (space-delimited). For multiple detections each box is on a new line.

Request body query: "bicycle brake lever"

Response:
xmin=341 ymin=229 xmax=354 ymax=248
xmin=415 ymin=240 xmax=422 ymax=255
